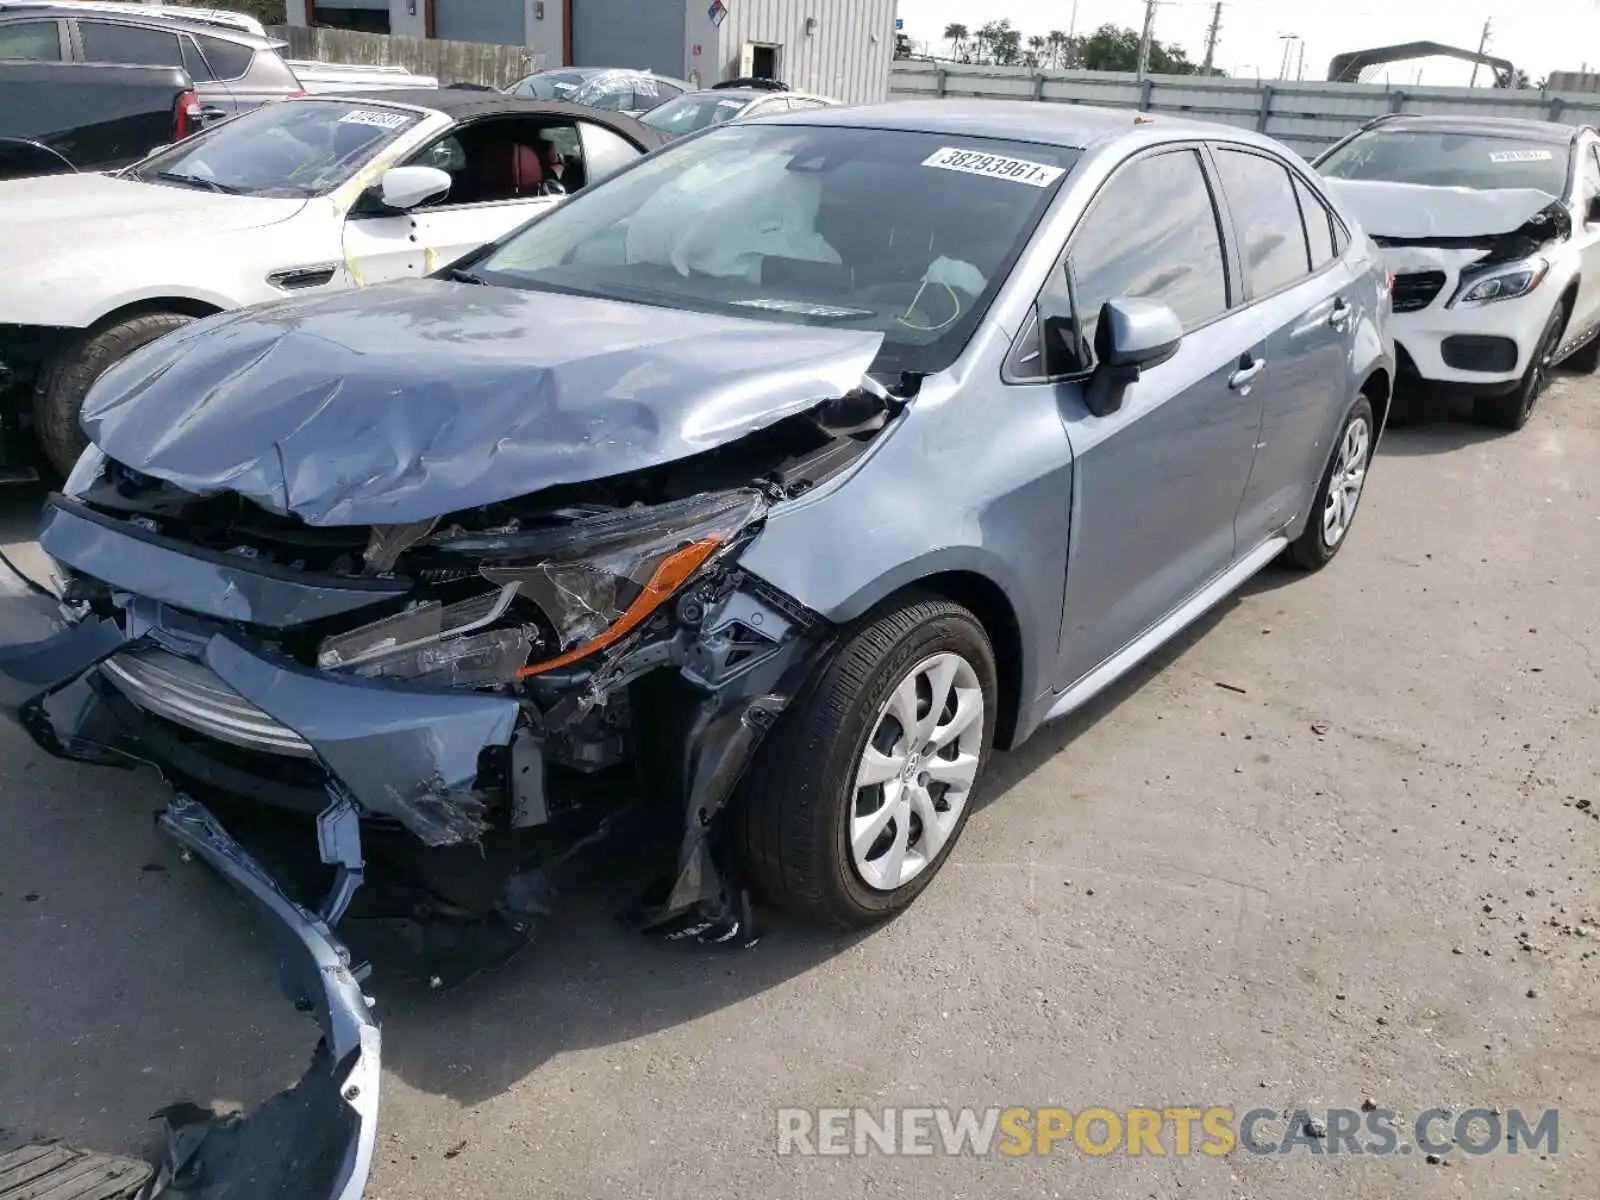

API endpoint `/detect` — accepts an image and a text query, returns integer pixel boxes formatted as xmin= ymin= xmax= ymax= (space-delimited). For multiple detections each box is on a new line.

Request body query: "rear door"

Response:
xmin=1004 ymin=146 xmax=1267 ymax=688
xmin=1212 ymin=145 xmax=1354 ymax=544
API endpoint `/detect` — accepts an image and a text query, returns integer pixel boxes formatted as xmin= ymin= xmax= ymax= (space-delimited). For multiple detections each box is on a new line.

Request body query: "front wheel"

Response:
xmin=1283 ymin=395 xmax=1374 ymax=571
xmin=736 ymin=596 xmax=998 ymax=928
xmin=32 ymin=311 xmax=197 ymax=477
xmin=1473 ymin=299 xmax=1565 ymax=432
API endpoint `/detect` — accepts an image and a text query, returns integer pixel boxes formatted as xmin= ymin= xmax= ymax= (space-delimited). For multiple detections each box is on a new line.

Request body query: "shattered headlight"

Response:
xmin=1450 ymin=256 xmax=1549 ymax=307
xmin=317 ymin=489 xmax=766 ymax=687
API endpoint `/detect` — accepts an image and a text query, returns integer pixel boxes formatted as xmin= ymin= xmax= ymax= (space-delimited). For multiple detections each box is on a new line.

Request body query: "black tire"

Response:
xmin=1563 ymin=330 xmax=1600 ymax=374
xmin=1284 ymin=395 xmax=1375 ymax=571
xmin=736 ymin=595 xmax=998 ymax=928
xmin=1473 ymin=299 xmax=1565 ymax=432
xmin=33 ymin=312 xmax=196 ymax=477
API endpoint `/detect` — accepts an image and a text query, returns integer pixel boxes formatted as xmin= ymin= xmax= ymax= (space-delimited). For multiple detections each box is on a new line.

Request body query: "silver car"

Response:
xmin=0 ymin=101 xmax=1391 ymax=1198
xmin=0 ymin=0 xmax=302 ymax=118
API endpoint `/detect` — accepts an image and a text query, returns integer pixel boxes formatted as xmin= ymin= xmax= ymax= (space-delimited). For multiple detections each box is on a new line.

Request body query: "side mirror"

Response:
xmin=377 ymin=165 xmax=452 ymax=211
xmin=1085 ymin=297 xmax=1183 ymax=417
xmin=1586 ymin=194 xmax=1600 ymax=224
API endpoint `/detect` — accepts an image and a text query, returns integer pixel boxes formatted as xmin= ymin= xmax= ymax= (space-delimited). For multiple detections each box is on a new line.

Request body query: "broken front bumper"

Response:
xmin=150 ymin=795 xmax=381 ymax=1200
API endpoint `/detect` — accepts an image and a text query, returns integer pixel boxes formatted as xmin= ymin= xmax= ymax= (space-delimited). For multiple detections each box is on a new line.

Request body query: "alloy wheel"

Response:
xmin=1322 ymin=415 xmax=1371 ymax=548
xmin=850 ymin=652 xmax=985 ymax=892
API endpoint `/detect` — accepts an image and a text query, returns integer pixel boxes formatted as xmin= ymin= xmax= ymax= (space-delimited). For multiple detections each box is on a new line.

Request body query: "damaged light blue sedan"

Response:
xmin=0 ymin=101 xmax=1392 ymax=1197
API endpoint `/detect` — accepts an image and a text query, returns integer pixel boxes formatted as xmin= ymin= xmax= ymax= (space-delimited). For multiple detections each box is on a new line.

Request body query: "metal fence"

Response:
xmin=268 ymin=26 xmax=544 ymax=89
xmin=889 ymin=61 xmax=1600 ymax=158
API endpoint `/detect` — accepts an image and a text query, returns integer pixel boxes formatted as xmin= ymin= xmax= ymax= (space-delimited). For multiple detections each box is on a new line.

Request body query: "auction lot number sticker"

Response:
xmin=922 ymin=146 xmax=1066 ymax=188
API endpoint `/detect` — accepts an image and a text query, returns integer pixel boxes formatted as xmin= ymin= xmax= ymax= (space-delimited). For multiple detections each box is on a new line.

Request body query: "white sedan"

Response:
xmin=0 ymin=89 xmax=666 ymax=476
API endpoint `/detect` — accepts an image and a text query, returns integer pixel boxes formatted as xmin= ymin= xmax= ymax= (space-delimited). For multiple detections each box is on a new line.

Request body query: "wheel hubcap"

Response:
xmin=849 ymin=651 xmax=985 ymax=892
xmin=1322 ymin=415 xmax=1371 ymax=548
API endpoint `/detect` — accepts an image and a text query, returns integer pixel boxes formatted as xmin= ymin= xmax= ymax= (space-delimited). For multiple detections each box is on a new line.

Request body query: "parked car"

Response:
xmin=505 ymin=66 xmax=691 ymax=115
xmin=0 ymin=1 xmax=302 ymax=120
xmin=0 ymin=59 xmax=199 ymax=183
xmin=0 ymin=89 xmax=667 ymax=477
xmin=640 ymin=84 xmax=837 ymax=139
xmin=1317 ymin=114 xmax=1600 ymax=430
xmin=0 ymin=100 xmax=1390 ymax=1198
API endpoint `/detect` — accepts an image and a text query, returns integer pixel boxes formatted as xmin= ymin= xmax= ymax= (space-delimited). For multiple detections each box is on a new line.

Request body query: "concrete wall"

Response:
xmin=889 ymin=62 xmax=1600 ymax=158
xmin=713 ymin=0 xmax=895 ymax=103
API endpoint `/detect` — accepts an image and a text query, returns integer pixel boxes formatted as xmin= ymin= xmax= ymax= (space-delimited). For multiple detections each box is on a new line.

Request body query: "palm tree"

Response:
xmin=943 ymin=22 xmax=968 ymax=61
xmin=1028 ymin=34 xmax=1048 ymax=68
xmin=1046 ymin=30 xmax=1070 ymax=68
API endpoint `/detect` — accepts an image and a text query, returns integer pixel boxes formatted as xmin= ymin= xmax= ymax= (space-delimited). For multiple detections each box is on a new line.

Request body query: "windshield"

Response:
xmin=1319 ymin=129 xmax=1571 ymax=196
xmin=509 ymin=70 xmax=588 ymax=100
xmin=642 ymin=93 xmax=753 ymax=135
xmin=131 ymin=100 xmax=423 ymax=198
xmin=473 ymin=125 xmax=1076 ymax=374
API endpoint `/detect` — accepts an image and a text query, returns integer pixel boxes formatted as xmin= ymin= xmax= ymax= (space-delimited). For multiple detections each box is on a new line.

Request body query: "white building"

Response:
xmin=286 ymin=0 xmax=899 ymax=103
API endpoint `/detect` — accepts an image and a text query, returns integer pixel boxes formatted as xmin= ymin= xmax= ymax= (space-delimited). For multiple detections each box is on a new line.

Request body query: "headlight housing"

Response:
xmin=317 ymin=489 xmax=767 ymax=687
xmin=1449 ymin=256 xmax=1549 ymax=308
xmin=62 ymin=444 xmax=109 ymax=498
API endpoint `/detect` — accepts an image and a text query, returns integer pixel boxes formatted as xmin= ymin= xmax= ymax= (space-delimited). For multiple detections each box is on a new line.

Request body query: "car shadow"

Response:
xmin=1373 ymin=379 xmax=1558 ymax=457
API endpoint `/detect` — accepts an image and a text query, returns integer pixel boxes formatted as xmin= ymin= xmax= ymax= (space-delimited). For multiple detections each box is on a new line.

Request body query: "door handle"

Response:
xmin=1329 ymin=298 xmax=1352 ymax=330
xmin=200 ymin=105 xmax=228 ymax=121
xmin=1229 ymin=357 xmax=1265 ymax=391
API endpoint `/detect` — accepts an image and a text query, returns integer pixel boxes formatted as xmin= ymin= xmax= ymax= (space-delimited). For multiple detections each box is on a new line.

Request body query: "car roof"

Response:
xmin=0 ymin=0 xmax=277 ymax=45
xmin=522 ymin=65 xmax=692 ymax=87
xmin=1363 ymin=114 xmax=1580 ymax=143
xmin=765 ymin=99 xmax=1274 ymax=152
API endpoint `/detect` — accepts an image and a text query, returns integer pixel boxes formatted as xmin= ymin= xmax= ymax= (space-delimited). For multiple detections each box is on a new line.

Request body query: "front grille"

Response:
xmin=1391 ymin=271 xmax=1446 ymax=313
xmin=99 ymin=649 xmax=315 ymax=759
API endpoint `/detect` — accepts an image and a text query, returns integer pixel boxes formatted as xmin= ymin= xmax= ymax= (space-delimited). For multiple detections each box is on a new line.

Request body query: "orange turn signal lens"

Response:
xmin=515 ymin=537 xmax=723 ymax=678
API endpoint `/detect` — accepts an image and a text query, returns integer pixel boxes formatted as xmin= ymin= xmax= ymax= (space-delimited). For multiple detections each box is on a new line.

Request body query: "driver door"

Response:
xmin=342 ymin=117 xmax=576 ymax=285
xmin=1567 ymin=140 xmax=1600 ymax=347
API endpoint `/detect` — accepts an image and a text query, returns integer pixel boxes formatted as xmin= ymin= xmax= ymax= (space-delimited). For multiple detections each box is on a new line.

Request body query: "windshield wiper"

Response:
xmin=153 ymin=170 xmax=243 ymax=195
xmin=449 ymin=267 xmax=487 ymax=285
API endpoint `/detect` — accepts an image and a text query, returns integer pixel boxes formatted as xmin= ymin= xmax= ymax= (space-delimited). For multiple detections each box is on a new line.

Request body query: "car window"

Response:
xmin=579 ymin=123 xmax=639 ymax=184
xmin=79 ymin=20 xmax=184 ymax=68
xmin=1292 ymin=173 xmax=1337 ymax=269
xmin=407 ymin=117 xmax=589 ymax=206
xmin=1318 ymin=128 xmax=1570 ymax=195
xmin=195 ymin=33 xmax=254 ymax=81
xmin=132 ymin=99 xmax=423 ymax=197
xmin=1215 ymin=148 xmax=1311 ymax=296
xmin=641 ymin=93 xmax=752 ymax=134
xmin=1067 ymin=148 xmax=1231 ymax=350
xmin=179 ymin=35 xmax=212 ymax=81
xmin=510 ymin=70 xmax=586 ymax=100
xmin=475 ymin=124 xmax=1079 ymax=376
xmin=0 ymin=19 xmax=62 ymax=60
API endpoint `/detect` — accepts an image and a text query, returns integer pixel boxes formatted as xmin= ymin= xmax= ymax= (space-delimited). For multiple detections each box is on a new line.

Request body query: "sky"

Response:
xmin=896 ymin=0 xmax=1600 ymax=85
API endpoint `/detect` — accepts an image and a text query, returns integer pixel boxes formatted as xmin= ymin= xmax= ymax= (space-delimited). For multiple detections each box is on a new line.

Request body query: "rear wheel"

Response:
xmin=737 ymin=596 xmax=997 ymax=928
xmin=33 ymin=311 xmax=196 ymax=477
xmin=1472 ymin=299 xmax=1564 ymax=432
xmin=1284 ymin=396 xmax=1374 ymax=571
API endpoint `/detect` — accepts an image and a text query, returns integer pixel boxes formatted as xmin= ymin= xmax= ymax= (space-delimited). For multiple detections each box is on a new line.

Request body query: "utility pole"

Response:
xmin=1201 ymin=1 xmax=1222 ymax=74
xmin=1468 ymin=17 xmax=1491 ymax=87
xmin=1277 ymin=33 xmax=1297 ymax=80
xmin=1295 ymin=39 xmax=1305 ymax=81
xmin=1136 ymin=0 xmax=1157 ymax=81
xmin=1066 ymin=0 xmax=1079 ymax=68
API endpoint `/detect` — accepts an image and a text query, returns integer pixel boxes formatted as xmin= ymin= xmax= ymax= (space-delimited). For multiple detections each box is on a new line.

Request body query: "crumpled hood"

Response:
xmin=82 ymin=279 xmax=885 ymax=525
xmin=1322 ymin=178 xmax=1563 ymax=241
xmin=0 ymin=170 xmax=305 ymax=239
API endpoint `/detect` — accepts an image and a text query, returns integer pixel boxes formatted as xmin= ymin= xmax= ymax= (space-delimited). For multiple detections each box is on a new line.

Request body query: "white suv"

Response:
xmin=1317 ymin=114 xmax=1600 ymax=430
